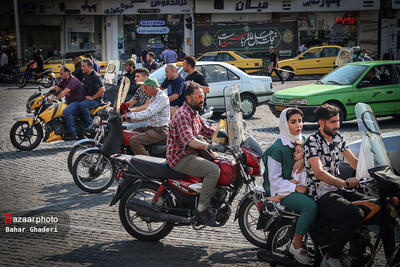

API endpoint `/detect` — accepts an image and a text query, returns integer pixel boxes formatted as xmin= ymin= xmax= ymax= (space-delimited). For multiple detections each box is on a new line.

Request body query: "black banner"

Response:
xmin=195 ymin=21 xmax=298 ymax=55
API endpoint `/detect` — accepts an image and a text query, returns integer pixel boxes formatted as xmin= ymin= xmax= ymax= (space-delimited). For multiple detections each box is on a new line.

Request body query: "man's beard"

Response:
xmin=189 ymin=102 xmax=203 ymax=112
xmin=324 ymin=125 xmax=339 ymax=137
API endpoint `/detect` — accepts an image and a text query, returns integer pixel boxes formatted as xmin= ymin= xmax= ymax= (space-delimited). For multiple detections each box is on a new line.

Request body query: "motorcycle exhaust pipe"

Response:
xmin=127 ymin=198 xmax=191 ymax=224
xmin=257 ymin=249 xmax=308 ymax=267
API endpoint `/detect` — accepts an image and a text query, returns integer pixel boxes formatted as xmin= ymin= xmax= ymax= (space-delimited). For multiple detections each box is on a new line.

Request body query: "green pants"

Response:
xmin=280 ymin=192 xmax=317 ymax=235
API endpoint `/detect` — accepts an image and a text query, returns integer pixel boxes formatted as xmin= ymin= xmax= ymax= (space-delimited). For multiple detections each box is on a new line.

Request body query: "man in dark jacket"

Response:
xmin=72 ymin=56 xmax=84 ymax=82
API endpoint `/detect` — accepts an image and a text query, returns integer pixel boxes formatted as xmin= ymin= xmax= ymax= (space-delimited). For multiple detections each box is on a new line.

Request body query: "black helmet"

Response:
xmin=34 ymin=48 xmax=42 ymax=55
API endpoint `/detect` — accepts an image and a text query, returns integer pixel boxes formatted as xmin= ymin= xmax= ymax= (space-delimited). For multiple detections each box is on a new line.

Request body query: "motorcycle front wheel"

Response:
xmin=266 ymin=220 xmax=320 ymax=267
xmin=42 ymin=75 xmax=54 ymax=88
xmin=119 ymin=181 xmax=174 ymax=241
xmin=16 ymin=73 xmax=27 ymax=88
xmin=72 ymin=149 xmax=115 ymax=193
xmin=10 ymin=121 xmax=43 ymax=151
xmin=389 ymin=243 xmax=400 ymax=267
xmin=238 ymin=197 xmax=269 ymax=248
xmin=67 ymin=140 xmax=97 ymax=174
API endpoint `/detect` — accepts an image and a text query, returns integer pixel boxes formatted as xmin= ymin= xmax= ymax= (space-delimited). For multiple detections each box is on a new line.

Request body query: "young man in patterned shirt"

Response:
xmin=304 ymin=103 xmax=361 ymax=267
xmin=121 ymin=77 xmax=170 ymax=155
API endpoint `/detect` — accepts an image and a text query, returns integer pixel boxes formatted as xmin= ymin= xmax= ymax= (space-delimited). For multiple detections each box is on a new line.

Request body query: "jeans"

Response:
xmin=78 ymin=99 xmax=101 ymax=128
xmin=63 ymin=102 xmax=81 ymax=134
xmin=317 ymin=190 xmax=366 ymax=258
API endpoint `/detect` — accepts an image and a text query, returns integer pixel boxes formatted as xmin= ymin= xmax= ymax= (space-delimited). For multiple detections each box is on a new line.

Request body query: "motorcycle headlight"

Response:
xmin=259 ymin=158 xmax=265 ymax=175
xmin=289 ymin=98 xmax=308 ymax=105
xmin=93 ymin=116 xmax=101 ymax=126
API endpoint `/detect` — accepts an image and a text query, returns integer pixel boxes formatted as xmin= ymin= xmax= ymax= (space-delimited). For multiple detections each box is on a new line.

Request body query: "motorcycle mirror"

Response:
xmin=217 ymin=129 xmax=228 ymax=139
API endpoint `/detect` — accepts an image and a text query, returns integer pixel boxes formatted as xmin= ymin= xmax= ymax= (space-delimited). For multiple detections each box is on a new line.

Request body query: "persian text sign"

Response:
xmin=137 ymin=26 xmax=170 ymax=34
xmin=195 ymin=22 xmax=298 ymax=54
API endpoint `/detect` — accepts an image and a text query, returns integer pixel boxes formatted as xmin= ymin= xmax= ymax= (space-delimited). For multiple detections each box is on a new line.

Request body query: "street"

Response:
xmin=0 ymin=80 xmax=399 ymax=266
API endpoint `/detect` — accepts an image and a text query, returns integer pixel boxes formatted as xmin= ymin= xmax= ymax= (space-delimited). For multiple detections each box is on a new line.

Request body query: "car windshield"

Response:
xmin=235 ymin=52 xmax=248 ymax=59
xmin=318 ymin=65 xmax=368 ymax=85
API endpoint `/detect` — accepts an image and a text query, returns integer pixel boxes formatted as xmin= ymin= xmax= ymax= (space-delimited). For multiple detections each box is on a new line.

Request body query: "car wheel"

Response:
xmin=279 ymin=66 xmax=294 ymax=81
xmin=241 ymin=94 xmax=257 ymax=119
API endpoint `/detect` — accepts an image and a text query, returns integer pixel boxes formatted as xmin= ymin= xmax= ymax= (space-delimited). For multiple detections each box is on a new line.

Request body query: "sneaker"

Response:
xmin=289 ymin=242 xmax=312 ymax=265
xmin=321 ymin=254 xmax=343 ymax=267
xmin=281 ymin=80 xmax=285 ymax=84
xmin=194 ymin=209 xmax=218 ymax=227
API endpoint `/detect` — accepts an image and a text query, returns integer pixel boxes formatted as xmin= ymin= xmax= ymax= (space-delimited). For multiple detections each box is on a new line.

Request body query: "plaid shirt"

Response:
xmin=166 ymin=102 xmax=215 ymax=168
xmin=128 ymin=89 xmax=170 ymax=127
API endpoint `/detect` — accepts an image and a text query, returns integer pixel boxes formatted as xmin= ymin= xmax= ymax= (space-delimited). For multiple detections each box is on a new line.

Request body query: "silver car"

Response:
xmin=150 ymin=61 xmax=273 ymax=119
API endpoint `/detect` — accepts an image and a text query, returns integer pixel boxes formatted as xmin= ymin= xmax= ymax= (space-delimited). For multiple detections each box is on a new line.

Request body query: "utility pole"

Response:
xmin=13 ymin=0 xmax=23 ymax=68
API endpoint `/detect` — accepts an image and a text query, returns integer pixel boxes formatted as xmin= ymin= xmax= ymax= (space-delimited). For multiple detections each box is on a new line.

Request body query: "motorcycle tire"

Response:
xmin=238 ymin=197 xmax=269 ymax=248
xmin=72 ymin=149 xmax=115 ymax=193
xmin=16 ymin=73 xmax=27 ymax=88
xmin=119 ymin=181 xmax=174 ymax=241
xmin=389 ymin=243 xmax=400 ymax=267
xmin=266 ymin=220 xmax=320 ymax=267
xmin=10 ymin=121 xmax=43 ymax=151
xmin=67 ymin=140 xmax=97 ymax=174
xmin=42 ymin=75 xmax=54 ymax=88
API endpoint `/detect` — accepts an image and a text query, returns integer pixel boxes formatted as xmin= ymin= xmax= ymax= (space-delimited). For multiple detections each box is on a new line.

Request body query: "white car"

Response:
xmin=150 ymin=61 xmax=273 ymax=119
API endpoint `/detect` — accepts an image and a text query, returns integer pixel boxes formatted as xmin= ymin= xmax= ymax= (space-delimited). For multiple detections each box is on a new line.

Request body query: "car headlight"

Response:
xmin=270 ymin=95 xmax=275 ymax=102
xmin=289 ymin=98 xmax=308 ymax=105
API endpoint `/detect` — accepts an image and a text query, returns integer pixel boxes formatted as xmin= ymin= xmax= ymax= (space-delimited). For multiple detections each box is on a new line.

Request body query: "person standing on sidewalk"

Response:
xmin=268 ymin=46 xmax=285 ymax=84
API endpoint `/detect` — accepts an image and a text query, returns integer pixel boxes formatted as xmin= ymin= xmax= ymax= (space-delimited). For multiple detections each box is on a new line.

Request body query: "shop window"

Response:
xmin=216 ymin=53 xmax=235 ymax=62
xmin=322 ymin=48 xmax=340 ymax=58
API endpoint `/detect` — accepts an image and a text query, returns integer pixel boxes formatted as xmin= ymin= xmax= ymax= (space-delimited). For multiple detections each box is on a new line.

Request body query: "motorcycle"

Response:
xmin=16 ymin=62 xmax=56 ymax=88
xmin=0 ymin=65 xmax=18 ymax=82
xmin=257 ymin=102 xmax=400 ymax=267
xmin=9 ymin=87 xmax=110 ymax=151
xmin=107 ymin=85 xmax=268 ymax=244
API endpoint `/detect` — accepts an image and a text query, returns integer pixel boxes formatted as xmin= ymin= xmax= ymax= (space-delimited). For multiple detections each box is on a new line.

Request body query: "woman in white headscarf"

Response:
xmin=262 ymin=108 xmax=317 ymax=265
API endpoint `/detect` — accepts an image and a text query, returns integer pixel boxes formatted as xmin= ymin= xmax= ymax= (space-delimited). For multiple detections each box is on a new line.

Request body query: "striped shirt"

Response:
xmin=128 ymin=89 xmax=170 ymax=127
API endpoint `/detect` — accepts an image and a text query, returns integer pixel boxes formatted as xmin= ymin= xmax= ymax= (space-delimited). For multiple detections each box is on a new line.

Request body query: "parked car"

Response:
xmin=150 ymin=61 xmax=273 ymax=119
xmin=197 ymin=51 xmax=263 ymax=74
xmin=44 ymin=52 xmax=107 ymax=77
xmin=275 ymin=45 xmax=342 ymax=80
xmin=268 ymin=61 xmax=400 ymax=122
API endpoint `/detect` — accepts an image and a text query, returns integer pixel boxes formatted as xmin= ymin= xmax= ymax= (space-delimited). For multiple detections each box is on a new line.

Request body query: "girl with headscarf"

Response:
xmin=262 ymin=108 xmax=317 ymax=265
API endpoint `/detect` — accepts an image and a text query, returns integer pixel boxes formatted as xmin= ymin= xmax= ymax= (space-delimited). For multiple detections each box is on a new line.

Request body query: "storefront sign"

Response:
xmin=140 ymin=20 xmax=165 ymax=26
xmin=336 ymin=13 xmax=355 ymax=25
xmin=137 ymin=27 xmax=170 ymax=34
xmin=103 ymin=0 xmax=193 ymax=14
xmin=303 ymin=0 xmax=340 ymax=7
xmin=65 ymin=16 xmax=94 ymax=33
xmin=235 ymin=1 xmax=269 ymax=11
xmin=195 ymin=22 xmax=298 ymax=54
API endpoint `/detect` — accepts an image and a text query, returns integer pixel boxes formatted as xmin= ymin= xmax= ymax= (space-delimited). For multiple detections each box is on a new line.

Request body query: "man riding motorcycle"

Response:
xmin=79 ymin=58 xmax=105 ymax=131
xmin=72 ymin=56 xmax=84 ymax=82
xmin=51 ymin=66 xmax=85 ymax=140
xmin=166 ymin=82 xmax=222 ymax=227
xmin=304 ymin=103 xmax=395 ymax=267
xmin=121 ymin=77 xmax=169 ymax=155
xmin=28 ymin=48 xmax=44 ymax=78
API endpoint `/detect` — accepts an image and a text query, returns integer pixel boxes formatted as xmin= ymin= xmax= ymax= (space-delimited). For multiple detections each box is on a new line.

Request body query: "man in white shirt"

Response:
xmin=121 ymin=77 xmax=170 ymax=155
xmin=0 ymin=49 xmax=9 ymax=74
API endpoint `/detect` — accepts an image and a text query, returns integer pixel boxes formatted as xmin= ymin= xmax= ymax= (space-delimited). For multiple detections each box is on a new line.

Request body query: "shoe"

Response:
xmin=320 ymin=254 xmax=343 ymax=267
xmin=64 ymin=132 xmax=78 ymax=141
xmin=289 ymin=242 xmax=312 ymax=265
xmin=281 ymin=80 xmax=285 ymax=84
xmin=194 ymin=209 xmax=218 ymax=227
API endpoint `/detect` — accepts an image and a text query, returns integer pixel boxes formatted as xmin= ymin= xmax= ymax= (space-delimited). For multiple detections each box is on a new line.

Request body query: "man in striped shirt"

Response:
xmin=121 ymin=77 xmax=170 ymax=155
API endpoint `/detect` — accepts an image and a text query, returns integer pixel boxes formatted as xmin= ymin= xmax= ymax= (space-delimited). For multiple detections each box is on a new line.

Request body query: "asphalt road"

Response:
xmin=0 ymin=80 xmax=398 ymax=266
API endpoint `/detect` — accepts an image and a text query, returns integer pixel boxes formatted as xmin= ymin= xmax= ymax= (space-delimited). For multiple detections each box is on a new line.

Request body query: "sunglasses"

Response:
xmin=191 ymin=95 xmax=204 ymax=100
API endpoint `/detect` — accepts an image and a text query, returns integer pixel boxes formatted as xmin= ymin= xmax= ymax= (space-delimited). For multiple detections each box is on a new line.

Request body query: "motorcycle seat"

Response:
xmin=130 ymin=155 xmax=188 ymax=179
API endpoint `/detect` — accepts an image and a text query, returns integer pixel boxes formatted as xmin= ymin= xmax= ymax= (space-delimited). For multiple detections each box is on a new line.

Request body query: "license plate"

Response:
xmin=275 ymin=105 xmax=286 ymax=112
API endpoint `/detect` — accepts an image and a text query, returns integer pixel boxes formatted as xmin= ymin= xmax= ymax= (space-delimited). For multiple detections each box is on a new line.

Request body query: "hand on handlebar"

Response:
xmin=345 ymin=177 xmax=359 ymax=188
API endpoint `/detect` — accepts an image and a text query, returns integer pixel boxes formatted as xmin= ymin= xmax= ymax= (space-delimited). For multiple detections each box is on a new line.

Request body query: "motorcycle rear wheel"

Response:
xmin=67 ymin=140 xmax=97 ymax=174
xmin=16 ymin=73 xmax=27 ymax=88
xmin=266 ymin=220 xmax=320 ymax=267
xmin=389 ymin=243 xmax=400 ymax=267
xmin=119 ymin=181 xmax=174 ymax=241
xmin=72 ymin=149 xmax=115 ymax=193
xmin=42 ymin=75 xmax=54 ymax=88
xmin=238 ymin=197 xmax=269 ymax=248
xmin=10 ymin=121 xmax=43 ymax=151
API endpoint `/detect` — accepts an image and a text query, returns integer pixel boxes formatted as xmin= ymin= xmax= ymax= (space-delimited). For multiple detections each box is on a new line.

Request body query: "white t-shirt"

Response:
xmin=0 ymin=53 xmax=8 ymax=67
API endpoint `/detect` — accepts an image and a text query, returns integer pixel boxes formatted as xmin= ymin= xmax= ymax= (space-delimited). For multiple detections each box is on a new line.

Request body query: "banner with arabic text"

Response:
xmin=195 ymin=22 xmax=298 ymax=55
